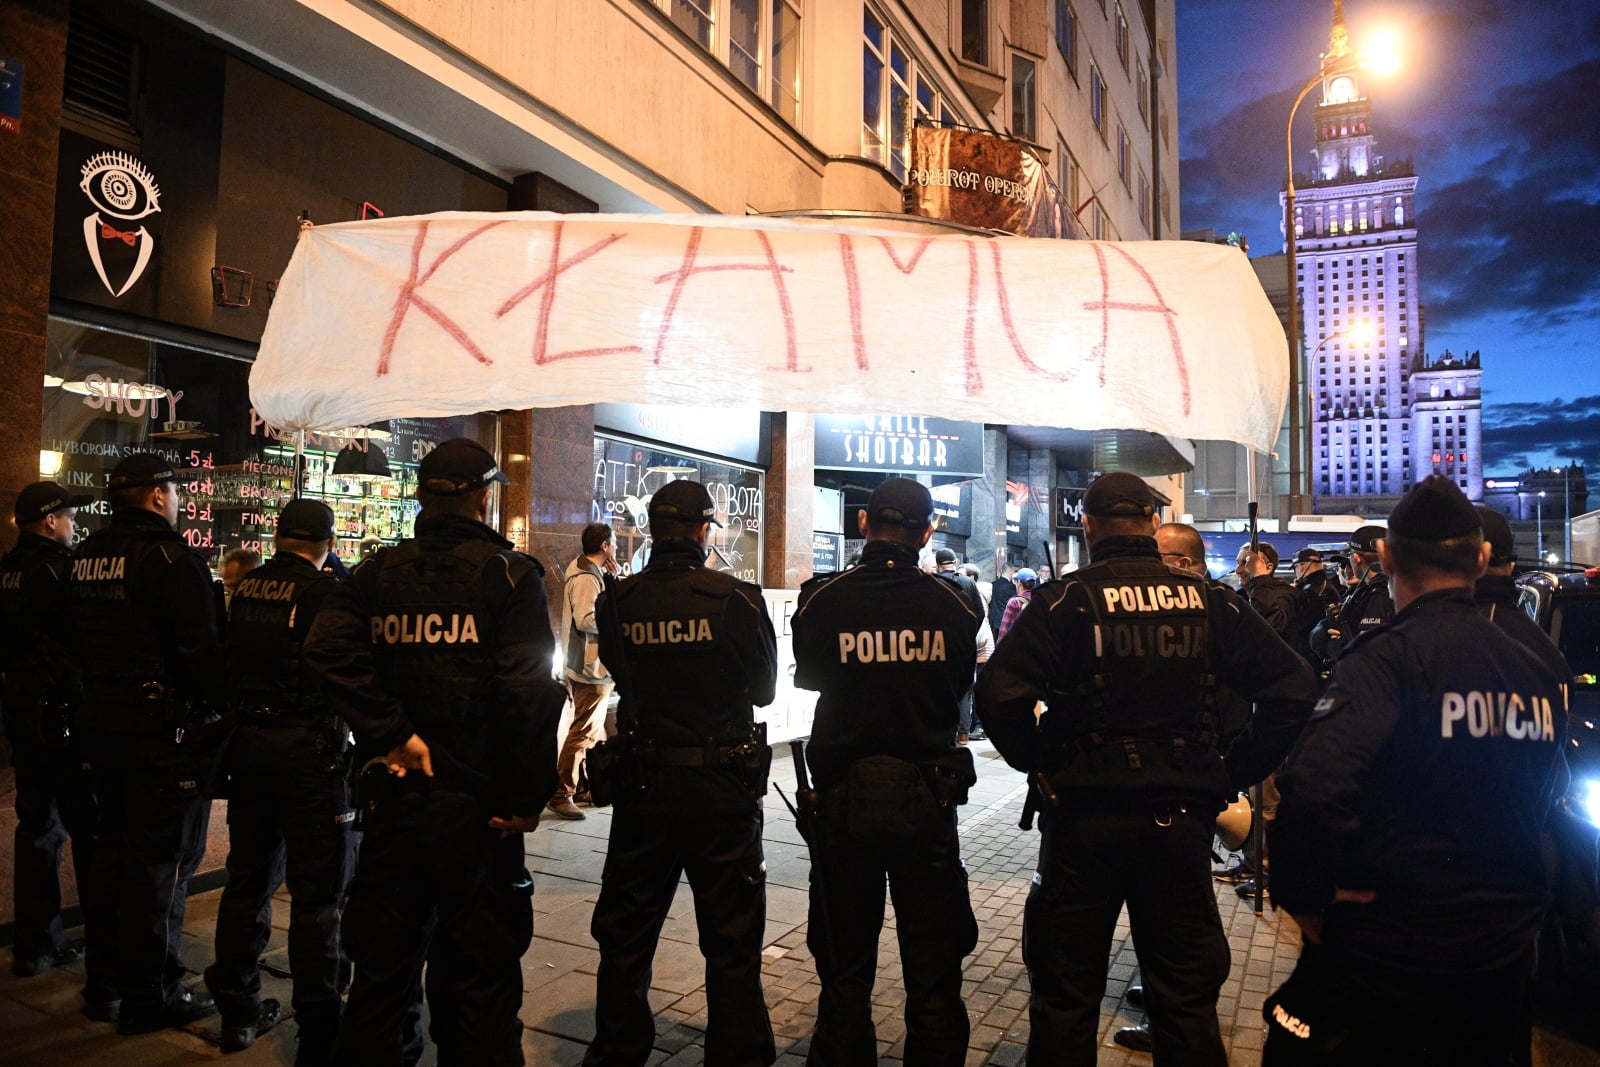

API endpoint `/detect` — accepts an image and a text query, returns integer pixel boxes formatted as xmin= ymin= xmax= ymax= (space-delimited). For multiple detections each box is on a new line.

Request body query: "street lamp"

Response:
xmin=1537 ymin=490 xmax=1545 ymax=559
xmin=1283 ymin=34 xmax=1399 ymax=516
xmin=1564 ymin=466 xmax=1573 ymax=563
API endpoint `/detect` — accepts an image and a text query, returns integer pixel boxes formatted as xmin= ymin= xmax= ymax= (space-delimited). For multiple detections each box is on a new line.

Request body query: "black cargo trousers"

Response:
xmin=335 ymin=786 xmax=534 ymax=1067
xmin=203 ymin=719 xmax=356 ymax=1042
xmin=805 ymin=758 xmax=979 ymax=1067
xmin=585 ymin=801 xmax=773 ymax=1067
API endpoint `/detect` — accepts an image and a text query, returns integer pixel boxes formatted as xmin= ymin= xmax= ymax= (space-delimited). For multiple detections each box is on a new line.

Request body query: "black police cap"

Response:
xmin=277 ymin=499 xmax=336 ymax=541
xmin=1388 ymin=475 xmax=1481 ymax=542
xmin=14 ymin=482 xmax=92 ymax=523
xmin=1083 ymin=472 xmax=1155 ymax=518
xmin=1347 ymin=525 xmax=1387 ymax=554
xmin=1474 ymin=505 xmax=1515 ymax=564
xmin=417 ymin=438 xmax=509 ymax=496
xmin=108 ymin=452 xmax=185 ymax=491
xmin=649 ymin=479 xmax=722 ymax=527
xmin=866 ymin=477 xmax=933 ymax=531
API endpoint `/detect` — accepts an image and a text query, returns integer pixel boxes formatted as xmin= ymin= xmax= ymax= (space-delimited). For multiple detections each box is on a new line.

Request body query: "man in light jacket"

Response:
xmin=550 ymin=522 xmax=618 ymax=820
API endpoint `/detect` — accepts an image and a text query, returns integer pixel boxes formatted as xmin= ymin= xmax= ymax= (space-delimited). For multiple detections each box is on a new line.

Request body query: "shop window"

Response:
xmin=43 ymin=316 xmax=498 ymax=569
xmin=593 ymin=435 xmax=764 ymax=582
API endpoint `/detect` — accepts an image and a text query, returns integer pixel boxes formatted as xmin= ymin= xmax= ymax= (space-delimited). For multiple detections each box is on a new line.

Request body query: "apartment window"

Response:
xmin=1055 ymin=0 xmax=1077 ymax=74
xmin=1011 ymin=54 xmax=1037 ymax=142
xmin=1136 ymin=59 xmax=1148 ymax=125
xmin=863 ymin=8 xmax=948 ymax=180
xmin=670 ymin=0 xmax=713 ymax=47
xmin=961 ymin=0 xmax=988 ymax=65
xmin=1058 ymin=141 xmax=1080 ymax=212
xmin=657 ymin=0 xmax=802 ymax=122
xmin=1117 ymin=125 xmax=1130 ymax=185
xmin=1090 ymin=64 xmax=1105 ymax=133
xmin=1114 ymin=3 xmax=1129 ymax=70
xmin=1137 ymin=168 xmax=1149 ymax=227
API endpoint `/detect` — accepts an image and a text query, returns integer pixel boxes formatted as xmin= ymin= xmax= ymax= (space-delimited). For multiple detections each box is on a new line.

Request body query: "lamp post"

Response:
xmin=1565 ymin=466 xmax=1573 ymax=563
xmin=1537 ymin=490 xmax=1545 ymax=560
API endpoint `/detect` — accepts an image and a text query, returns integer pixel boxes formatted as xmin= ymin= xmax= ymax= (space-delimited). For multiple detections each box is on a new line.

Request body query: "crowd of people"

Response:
xmin=0 ymin=448 xmax=1573 ymax=1066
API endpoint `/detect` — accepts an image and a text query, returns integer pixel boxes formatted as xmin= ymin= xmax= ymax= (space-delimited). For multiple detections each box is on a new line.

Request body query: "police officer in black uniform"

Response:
xmin=1473 ymin=506 xmax=1570 ymax=681
xmin=791 ymin=477 xmax=981 ymax=1066
xmin=69 ymin=453 xmax=223 ymax=1034
xmin=203 ymin=499 xmax=353 ymax=1062
xmin=585 ymin=478 xmax=778 ymax=1067
xmin=305 ymin=438 xmax=564 ymax=1067
xmin=1308 ymin=526 xmax=1393 ymax=667
xmin=0 ymin=483 xmax=112 ymax=1010
xmin=1266 ymin=477 xmax=1569 ymax=1064
xmin=974 ymin=472 xmax=1315 ymax=1066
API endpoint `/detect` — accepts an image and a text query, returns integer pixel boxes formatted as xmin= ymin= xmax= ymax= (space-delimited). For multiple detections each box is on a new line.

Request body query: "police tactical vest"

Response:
xmin=610 ymin=565 xmax=750 ymax=747
xmin=1048 ymin=558 xmax=1218 ymax=778
xmin=71 ymin=524 xmax=193 ymax=696
xmin=362 ymin=538 xmax=503 ymax=739
xmin=227 ymin=556 xmax=331 ymax=712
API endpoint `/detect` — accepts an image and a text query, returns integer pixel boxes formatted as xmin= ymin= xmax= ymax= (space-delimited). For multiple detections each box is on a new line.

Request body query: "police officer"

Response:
xmin=203 ymin=499 xmax=353 ymax=1062
xmin=1266 ymin=477 xmax=1569 ymax=1064
xmin=0 ymin=483 xmax=113 ymax=1014
xmin=69 ymin=453 xmax=223 ymax=1033
xmin=974 ymin=472 xmax=1315 ymax=1066
xmin=1309 ymin=526 xmax=1393 ymax=666
xmin=304 ymin=438 xmax=565 ymax=1067
xmin=791 ymin=477 xmax=981 ymax=1066
xmin=1473 ymin=506 xmax=1570 ymax=681
xmin=585 ymin=479 xmax=778 ymax=1067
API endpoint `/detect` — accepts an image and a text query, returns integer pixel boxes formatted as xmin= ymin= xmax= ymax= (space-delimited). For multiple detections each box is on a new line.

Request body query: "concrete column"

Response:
xmin=0 ymin=0 xmax=68 ymax=550
xmin=501 ymin=406 xmax=594 ymax=633
xmin=765 ymin=411 xmax=814 ymax=590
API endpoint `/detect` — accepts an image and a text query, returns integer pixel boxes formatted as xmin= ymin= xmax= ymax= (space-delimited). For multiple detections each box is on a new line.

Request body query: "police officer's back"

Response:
xmin=0 ymin=483 xmax=111 ymax=1008
xmin=305 ymin=438 xmax=564 ymax=1067
xmin=1266 ymin=477 xmax=1568 ymax=1064
xmin=69 ymin=453 xmax=223 ymax=1033
xmin=203 ymin=499 xmax=352 ymax=1061
xmin=584 ymin=478 xmax=778 ymax=1067
xmin=791 ymin=477 xmax=981 ymax=1066
xmin=975 ymin=472 xmax=1315 ymax=1066
xmin=1309 ymin=526 xmax=1394 ymax=667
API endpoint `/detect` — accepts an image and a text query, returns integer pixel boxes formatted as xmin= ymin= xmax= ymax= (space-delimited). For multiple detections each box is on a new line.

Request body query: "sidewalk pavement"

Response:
xmin=3 ymin=742 xmax=1597 ymax=1065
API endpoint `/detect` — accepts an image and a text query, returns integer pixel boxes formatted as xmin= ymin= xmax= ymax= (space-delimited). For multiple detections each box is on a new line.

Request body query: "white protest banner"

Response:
xmin=251 ymin=212 xmax=1287 ymax=451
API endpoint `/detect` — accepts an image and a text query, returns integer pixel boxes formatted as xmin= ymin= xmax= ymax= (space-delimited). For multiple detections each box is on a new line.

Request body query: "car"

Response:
xmin=1515 ymin=567 xmax=1600 ymax=1038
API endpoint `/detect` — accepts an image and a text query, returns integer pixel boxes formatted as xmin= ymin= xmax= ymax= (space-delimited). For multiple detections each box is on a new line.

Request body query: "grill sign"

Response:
xmin=815 ymin=415 xmax=983 ymax=477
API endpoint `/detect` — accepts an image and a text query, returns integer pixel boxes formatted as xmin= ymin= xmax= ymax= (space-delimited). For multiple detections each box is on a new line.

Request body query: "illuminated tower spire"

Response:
xmin=1326 ymin=0 xmax=1352 ymax=61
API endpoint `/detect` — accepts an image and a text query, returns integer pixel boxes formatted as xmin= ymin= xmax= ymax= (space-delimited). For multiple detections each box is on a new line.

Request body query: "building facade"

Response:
xmin=1283 ymin=2 xmax=1481 ymax=516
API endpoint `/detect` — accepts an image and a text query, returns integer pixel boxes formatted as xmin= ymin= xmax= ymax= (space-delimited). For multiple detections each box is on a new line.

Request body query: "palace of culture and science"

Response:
xmin=1287 ymin=1 xmax=1482 ymax=514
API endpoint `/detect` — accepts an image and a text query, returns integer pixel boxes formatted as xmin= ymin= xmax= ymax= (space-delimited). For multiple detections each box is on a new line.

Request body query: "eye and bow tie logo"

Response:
xmin=80 ymin=151 xmax=161 ymax=298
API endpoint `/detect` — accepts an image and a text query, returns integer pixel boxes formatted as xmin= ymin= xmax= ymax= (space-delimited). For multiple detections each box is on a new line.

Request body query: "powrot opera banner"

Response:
xmin=904 ymin=126 xmax=1084 ymax=239
xmin=250 ymin=212 xmax=1287 ymax=453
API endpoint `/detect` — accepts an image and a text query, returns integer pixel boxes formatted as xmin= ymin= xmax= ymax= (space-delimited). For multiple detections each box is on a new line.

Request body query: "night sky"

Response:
xmin=1176 ymin=0 xmax=1600 ymax=479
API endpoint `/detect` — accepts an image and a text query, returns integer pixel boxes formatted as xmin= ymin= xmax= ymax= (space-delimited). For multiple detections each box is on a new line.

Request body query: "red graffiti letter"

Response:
xmin=653 ymin=227 xmax=804 ymax=372
xmin=1083 ymin=244 xmax=1187 ymax=412
xmin=988 ymin=243 xmax=1087 ymax=386
xmin=839 ymin=236 xmax=937 ymax=371
xmin=496 ymin=221 xmax=641 ymax=364
xmin=376 ymin=220 xmax=506 ymax=376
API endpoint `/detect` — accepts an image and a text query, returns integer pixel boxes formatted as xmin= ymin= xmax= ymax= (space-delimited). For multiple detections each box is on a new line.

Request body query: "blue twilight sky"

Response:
xmin=1175 ymin=0 xmax=1600 ymax=477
